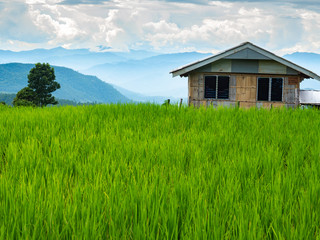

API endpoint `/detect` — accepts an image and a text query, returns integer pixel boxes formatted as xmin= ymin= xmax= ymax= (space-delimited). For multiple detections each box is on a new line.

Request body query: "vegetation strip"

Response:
xmin=0 ymin=104 xmax=320 ymax=239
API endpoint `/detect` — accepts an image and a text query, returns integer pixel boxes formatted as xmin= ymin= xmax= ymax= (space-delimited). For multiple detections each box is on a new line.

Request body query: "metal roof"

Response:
xmin=300 ymin=90 xmax=320 ymax=105
xmin=170 ymin=42 xmax=320 ymax=80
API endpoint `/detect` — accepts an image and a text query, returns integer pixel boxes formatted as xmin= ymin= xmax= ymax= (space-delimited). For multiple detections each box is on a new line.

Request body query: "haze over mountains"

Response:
xmin=83 ymin=52 xmax=212 ymax=97
xmin=0 ymin=47 xmax=320 ymax=104
xmin=0 ymin=47 xmax=211 ymax=101
xmin=0 ymin=48 xmax=159 ymax=71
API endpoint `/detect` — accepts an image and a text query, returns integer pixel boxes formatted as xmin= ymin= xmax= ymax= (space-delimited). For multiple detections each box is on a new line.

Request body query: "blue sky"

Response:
xmin=1 ymin=0 xmax=320 ymax=55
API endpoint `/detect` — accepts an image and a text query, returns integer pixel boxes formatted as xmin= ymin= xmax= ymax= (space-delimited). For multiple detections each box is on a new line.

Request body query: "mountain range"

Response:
xmin=0 ymin=47 xmax=211 ymax=101
xmin=0 ymin=48 xmax=159 ymax=71
xmin=83 ymin=52 xmax=211 ymax=97
xmin=0 ymin=63 xmax=129 ymax=103
xmin=0 ymin=47 xmax=320 ymax=104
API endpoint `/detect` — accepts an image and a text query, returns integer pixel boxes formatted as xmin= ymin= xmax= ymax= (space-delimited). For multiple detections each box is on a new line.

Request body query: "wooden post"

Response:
xmin=179 ymin=98 xmax=183 ymax=109
xmin=295 ymin=88 xmax=299 ymax=107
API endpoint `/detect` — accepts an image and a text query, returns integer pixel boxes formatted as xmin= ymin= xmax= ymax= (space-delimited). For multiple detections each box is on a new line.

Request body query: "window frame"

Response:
xmin=257 ymin=77 xmax=284 ymax=102
xmin=204 ymin=75 xmax=230 ymax=100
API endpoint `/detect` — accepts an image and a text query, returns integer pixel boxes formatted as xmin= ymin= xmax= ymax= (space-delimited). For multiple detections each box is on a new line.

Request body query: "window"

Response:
xmin=257 ymin=78 xmax=269 ymax=101
xmin=205 ymin=76 xmax=216 ymax=98
xmin=257 ymin=77 xmax=283 ymax=102
xmin=205 ymin=75 xmax=229 ymax=99
xmin=271 ymin=78 xmax=283 ymax=101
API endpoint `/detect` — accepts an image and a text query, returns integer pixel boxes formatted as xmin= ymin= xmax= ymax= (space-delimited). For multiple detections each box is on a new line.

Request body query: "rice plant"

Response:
xmin=0 ymin=104 xmax=319 ymax=239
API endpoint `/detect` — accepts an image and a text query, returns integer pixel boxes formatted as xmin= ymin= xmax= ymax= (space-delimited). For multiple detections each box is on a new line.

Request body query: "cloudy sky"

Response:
xmin=1 ymin=0 xmax=320 ymax=54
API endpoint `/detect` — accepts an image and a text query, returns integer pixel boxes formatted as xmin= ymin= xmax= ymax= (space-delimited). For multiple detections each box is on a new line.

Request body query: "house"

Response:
xmin=170 ymin=42 xmax=320 ymax=108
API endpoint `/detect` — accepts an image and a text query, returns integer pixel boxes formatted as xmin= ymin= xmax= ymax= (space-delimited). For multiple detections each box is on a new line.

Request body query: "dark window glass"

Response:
xmin=217 ymin=76 xmax=229 ymax=99
xmin=271 ymin=78 xmax=283 ymax=101
xmin=205 ymin=76 xmax=216 ymax=98
xmin=257 ymin=78 xmax=269 ymax=101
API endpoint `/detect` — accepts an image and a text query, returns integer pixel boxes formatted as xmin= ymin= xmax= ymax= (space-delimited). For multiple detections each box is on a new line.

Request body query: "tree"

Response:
xmin=27 ymin=63 xmax=61 ymax=107
xmin=13 ymin=87 xmax=37 ymax=107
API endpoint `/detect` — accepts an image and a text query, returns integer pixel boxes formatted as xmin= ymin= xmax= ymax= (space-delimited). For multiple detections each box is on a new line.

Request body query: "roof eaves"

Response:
xmin=170 ymin=42 xmax=251 ymax=77
xmin=246 ymin=44 xmax=320 ymax=80
xmin=171 ymin=42 xmax=320 ymax=80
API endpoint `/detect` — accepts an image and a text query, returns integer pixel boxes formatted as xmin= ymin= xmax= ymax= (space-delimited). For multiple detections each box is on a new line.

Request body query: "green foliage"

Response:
xmin=12 ymin=99 xmax=35 ymax=107
xmin=27 ymin=63 xmax=61 ymax=107
xmin=12 ymin=87 xmax=37 ymax=107
xmin=0 ymin=104 xmax=320 ymax=239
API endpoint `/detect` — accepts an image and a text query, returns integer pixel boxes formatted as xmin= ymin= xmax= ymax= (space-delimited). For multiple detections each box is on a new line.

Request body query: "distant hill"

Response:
xmin=0 ymin=48 xmax=126 ymax=71
xmin=0 ymin=93 xmax=14 ymax=105
xmin=0 ymin=47 xmax=159 ymax=71
xmin=0 ymin=63 xmax=129 ymax=103
xmin=83 ymin=52 xmax=211 ymax=97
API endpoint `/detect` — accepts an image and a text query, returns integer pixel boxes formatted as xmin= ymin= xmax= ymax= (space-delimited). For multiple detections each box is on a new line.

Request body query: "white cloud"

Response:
xmin=0 ymin=0 xmax=319 ymax=54
xmin=142 ymin=6 xmax=274 ymax=52
xmin=144 ymin=20 xmax=179 ymax=34
xmin=32 ymin=11 xmax=83 ymax=40
xmin=209 ymin=1 xmax=233 ymax=8
xmin=300 ymin=10 xmax=320 ymax=48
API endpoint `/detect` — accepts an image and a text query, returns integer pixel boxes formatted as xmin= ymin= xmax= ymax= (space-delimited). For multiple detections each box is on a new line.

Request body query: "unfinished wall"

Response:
xmin=188 ymin=73 xmax=300 ymax=108
xmin=236 ymin=75 xmax=257 ymax=108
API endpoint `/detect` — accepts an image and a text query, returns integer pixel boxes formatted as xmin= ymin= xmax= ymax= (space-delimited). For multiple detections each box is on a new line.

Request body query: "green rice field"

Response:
xmin=0 ymin=104 xmax=320 ymax=239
